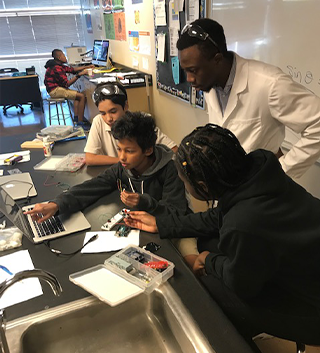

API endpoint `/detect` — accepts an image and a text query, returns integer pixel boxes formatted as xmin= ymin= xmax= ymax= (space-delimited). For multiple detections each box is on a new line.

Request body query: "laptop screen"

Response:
xmin=92 ymin=39 xmax=109 ymax=66
xmin=0 ymin=186 xmax=33 ymax=240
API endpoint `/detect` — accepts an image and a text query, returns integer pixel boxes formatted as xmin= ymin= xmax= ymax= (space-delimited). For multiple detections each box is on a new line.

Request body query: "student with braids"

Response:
xmin=125 ymin=124 xmax=320 ymax=349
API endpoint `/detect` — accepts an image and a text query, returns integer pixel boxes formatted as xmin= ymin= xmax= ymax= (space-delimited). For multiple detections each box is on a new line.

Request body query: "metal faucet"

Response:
xmin=0 ymin=269 xmax=62 ymax=353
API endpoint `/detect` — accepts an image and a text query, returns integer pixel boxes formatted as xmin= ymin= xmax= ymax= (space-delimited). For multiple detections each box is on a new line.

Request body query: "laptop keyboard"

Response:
xmin=26 ymin=208 xmax=65 ymax=237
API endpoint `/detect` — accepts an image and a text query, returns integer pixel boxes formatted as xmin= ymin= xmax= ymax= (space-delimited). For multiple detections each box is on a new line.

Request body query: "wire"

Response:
xmin=44 ymin=234 xmax=98 ymax=257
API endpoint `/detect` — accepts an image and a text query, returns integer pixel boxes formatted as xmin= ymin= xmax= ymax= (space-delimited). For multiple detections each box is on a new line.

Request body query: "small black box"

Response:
xmin=26 ymin=66 xmax=36 ymax=75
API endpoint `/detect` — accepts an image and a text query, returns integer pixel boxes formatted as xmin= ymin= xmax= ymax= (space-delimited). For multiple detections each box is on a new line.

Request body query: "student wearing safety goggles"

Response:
xmin=84 ymin=82 xmax=177 ymax=166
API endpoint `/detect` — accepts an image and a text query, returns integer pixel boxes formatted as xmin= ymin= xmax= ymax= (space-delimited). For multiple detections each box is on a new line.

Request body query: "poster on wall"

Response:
xmin=104 ymin=13 xmax=116 ymax=39
xmin=129 ymin=31 xmax=139 ymax=52
xmin=95 ymin=12 xmax=103 ymax=31
xmin=114 ymin=12 xmax=126 ymax=41
xmin=113 ymin=0 xmax=124 ymax=11
xmin=128 ymin=31 xmax=151 ymax=55
xmin=102 ymin=0 xmax=112 ymax=11
xmin=85 ymin=13 xmax=93 ymax=33
xmin=139 ymin=31 xmax=151 ymax=55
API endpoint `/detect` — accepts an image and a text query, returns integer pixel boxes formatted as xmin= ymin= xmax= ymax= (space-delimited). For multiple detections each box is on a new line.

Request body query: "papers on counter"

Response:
xmin=0 ymin=250 xmax=43 ymax=308
xmin=81 ymin=230 xmax=140 ymax=253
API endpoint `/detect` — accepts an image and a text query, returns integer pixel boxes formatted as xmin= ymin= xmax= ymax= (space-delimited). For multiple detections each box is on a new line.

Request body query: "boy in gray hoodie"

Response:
xmin=26 ymin=111 xmax=191 ymax=222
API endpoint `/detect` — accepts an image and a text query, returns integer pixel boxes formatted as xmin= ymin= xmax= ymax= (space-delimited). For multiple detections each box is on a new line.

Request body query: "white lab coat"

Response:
xmin=205 ymin=53 xmax=320 ymax=179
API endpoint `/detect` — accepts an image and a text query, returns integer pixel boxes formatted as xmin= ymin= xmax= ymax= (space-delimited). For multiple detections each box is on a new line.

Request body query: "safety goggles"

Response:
xmin=181 ymin=24 xmax=220 ymax=51
xmin=92 ymin=84 xmax=126 ymax=104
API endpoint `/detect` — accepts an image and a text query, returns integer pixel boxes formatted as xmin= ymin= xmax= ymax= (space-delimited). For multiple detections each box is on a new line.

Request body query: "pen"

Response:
xmin=0 ymin=265 xmax=13 ymax=275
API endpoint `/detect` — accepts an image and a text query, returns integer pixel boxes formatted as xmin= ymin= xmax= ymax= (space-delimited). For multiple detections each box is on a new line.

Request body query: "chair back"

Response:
xmin=0 ymin=68 xmax=19 ymax=74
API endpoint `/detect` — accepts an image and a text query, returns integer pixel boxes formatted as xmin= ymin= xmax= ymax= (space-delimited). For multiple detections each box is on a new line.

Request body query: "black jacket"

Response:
xmin=157 ymin=150 xmax=320 ymax=307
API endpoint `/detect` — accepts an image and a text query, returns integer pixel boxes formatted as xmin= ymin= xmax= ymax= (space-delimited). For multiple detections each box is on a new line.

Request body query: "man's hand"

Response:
xmin=120 ymin=190 xmax=140 ymax=208
xmin=193 ymin=251 xmax=210 ymax=277
xmin=124 ymin=211 xmax=158 ymax=233
xmin=24 ymin=202 xmax=59 ymax=223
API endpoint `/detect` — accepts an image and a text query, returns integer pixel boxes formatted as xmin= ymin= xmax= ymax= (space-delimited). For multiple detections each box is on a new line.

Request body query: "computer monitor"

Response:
xmin=92 ymin=39 xmax=110 ymax=67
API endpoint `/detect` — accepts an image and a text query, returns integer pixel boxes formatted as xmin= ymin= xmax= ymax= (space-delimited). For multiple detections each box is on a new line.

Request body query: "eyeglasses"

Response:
xmin=181 ymin=24 xmax=220 ymax=51
xmin=92 ymin=84 xmax=126 ymax=104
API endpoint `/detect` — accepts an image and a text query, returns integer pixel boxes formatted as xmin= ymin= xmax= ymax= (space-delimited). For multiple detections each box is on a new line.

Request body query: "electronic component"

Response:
xmin=101 ymin=208 xmax=130 ymax=231
xmin=115 ymin=225 xmax=131 ymax=237
xmin=4 ymin=155 xmax=23 ymax=165
xmin=109 ymin=257 xmax=133 ymax=272
xmin=145 ymin=261 xmax=168 ymax=272
xmin=124 ymin=250 xmax=145 ymax=263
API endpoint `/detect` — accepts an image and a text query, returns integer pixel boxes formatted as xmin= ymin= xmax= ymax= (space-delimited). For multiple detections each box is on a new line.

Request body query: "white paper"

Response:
xmin=170 ymin=28 xmax=179 ymax=57
xmin=185 ymin=0 xmax=199 ymax=24
xmin=142 ymin=57 xmax=149 ymax=70
xmin=0 ymin=250 xmax=43 ymax=308
xmin=155 ymin=0 xmax=166 ymax=26
xmin=81 ymin=230 xmax=140 ymax=253
xmin=178 ymin=0 xmax=184 ymax=12
xmin=169 ymin=0 xmax=180 ymax=29
xmin=0 ymin=150 xmax=30 ymax=166
xmin=157 ymin=33 xmax=166 ymax=62
xmin=139 ymin=31 xmax=151 ymax=55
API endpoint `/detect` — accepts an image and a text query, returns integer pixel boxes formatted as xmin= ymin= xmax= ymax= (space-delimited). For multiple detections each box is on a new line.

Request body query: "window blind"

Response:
xmin=0 ymin=0 xmax=85 ymax=85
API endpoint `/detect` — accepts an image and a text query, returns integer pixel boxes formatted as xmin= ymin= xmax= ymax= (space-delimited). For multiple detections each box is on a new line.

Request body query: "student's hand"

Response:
xmin=24 ymin=202 xmax=59 ymax=223
xmin=78 ymin=70 xmax=87 ymax=77
xmin=120 ymin=190 xmax=140 ymax=208
xmin=193 ymin=251 xmax=210 ymax=277
xmin=86 ymin=64 xmax=95 ymax=69
xmin=124 ymin=211 xmax=158 ymax=233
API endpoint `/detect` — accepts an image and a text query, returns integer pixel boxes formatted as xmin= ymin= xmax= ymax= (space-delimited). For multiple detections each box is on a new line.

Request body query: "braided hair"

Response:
xmin=176 ymin=124 xmax=248 ymax=200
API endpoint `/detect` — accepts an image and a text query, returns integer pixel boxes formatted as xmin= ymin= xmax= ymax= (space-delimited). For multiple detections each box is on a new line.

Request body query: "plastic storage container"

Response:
xmin=69 ymin=245 xmax=174 ymax=306
xmin=34 ymin=153 xmax=85 ymax=172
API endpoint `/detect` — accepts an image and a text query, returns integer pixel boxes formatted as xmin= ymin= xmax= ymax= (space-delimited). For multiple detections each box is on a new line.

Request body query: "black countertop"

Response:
xmin=0 ymin=134 xmax=254 ymax=353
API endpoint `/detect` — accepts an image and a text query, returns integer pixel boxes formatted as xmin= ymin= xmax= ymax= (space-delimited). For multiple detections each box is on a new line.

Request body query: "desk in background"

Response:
xmin=71 ymin=63 xmax=152 ymax=120
xmin=0 ymin=73 xmax=43 ymax=113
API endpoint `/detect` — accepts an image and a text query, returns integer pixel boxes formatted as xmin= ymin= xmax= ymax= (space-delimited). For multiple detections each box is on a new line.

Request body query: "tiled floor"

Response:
xmin=0 ymin=97 xmax=73 ymax=137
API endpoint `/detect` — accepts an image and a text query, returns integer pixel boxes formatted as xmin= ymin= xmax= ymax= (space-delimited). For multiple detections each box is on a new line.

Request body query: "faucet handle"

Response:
xmin=0 ymin=269 xmax=62 ymax=299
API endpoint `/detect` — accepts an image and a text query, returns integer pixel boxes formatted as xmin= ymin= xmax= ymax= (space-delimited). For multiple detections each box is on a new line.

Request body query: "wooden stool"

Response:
xmin=47 ymin=98 xmax=73 ymax=125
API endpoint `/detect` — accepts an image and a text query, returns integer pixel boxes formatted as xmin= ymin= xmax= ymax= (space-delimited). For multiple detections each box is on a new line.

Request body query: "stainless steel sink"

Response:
xmin=4 ymin=283 xmax=215 ymax=353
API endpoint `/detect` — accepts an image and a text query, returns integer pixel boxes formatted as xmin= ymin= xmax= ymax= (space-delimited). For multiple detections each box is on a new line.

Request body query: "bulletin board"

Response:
xmin=154 ymin=0 xmax=205 ymax=109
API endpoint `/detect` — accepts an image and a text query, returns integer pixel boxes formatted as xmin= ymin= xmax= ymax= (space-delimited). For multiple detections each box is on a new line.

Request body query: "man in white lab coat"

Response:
xmin=177 ymin=18 xmax=320 ymax=180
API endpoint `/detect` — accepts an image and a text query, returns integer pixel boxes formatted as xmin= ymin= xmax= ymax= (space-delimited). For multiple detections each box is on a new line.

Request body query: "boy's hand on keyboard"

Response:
xmin=24 ymin=202 xmax=59 ymax=223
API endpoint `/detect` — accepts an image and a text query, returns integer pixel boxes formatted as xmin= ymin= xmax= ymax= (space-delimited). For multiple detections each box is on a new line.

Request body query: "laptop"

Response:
xmin=0 ymin=185 xmax=91 ymax=244
xmin=0 ymin=172 xmax=37 ymax=200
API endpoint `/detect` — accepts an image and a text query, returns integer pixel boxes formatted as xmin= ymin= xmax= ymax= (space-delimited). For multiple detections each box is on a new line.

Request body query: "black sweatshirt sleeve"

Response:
xmin=157 ymin=208 xmax=220 ymax=239
xmin=205 ymin=229 xmax=280 ymax=300
xmin=54 ymin=166 xmax=118 ymax=214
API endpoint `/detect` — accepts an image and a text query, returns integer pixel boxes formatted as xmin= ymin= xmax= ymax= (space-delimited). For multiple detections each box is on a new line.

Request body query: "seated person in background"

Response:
xmin=84 ymin=82 xmax=178 ymax=166
xmin=26 ymin=111 xmax=191 ymax=227
xmin=125 ymin=124 xmax=320 ymax=349
xmin=44 ymin=49 xmax=94 ymax=128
